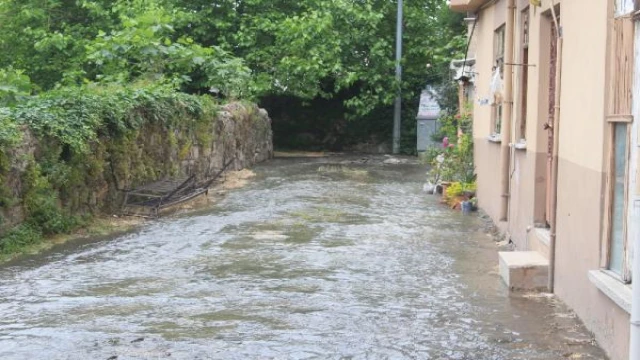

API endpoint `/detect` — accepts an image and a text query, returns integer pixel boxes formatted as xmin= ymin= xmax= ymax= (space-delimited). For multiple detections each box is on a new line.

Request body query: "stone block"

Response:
xmin=499 ymin=251 xmax=549 ymax=291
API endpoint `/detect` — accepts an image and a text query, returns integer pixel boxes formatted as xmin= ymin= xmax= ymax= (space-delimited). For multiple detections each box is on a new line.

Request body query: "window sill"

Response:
xmin=487 ymin=134 xmax=502 ymax=143
xmin=588 ymin=270 xmax=631 ymax=314
xmin=513 ymin=140 xmax=527 ymax=150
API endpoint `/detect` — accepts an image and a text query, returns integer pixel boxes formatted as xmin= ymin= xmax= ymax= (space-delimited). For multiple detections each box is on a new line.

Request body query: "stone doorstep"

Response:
xmin=499 ymin=251 xmax=550 ymax=291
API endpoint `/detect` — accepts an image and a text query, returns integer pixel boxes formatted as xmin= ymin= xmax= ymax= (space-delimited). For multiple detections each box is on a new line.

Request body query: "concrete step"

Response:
xmin=499 ymin=251 xmax=549 ymax=291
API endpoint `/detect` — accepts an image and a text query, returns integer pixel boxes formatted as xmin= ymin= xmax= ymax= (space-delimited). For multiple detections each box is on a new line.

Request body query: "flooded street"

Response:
xmin=0 ymin=156 xmax=606 ymax=359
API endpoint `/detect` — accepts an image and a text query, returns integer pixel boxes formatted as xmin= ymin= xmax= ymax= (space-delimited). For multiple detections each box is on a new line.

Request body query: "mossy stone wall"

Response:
xmin=0 ymin=102 xmax=272 ymax=236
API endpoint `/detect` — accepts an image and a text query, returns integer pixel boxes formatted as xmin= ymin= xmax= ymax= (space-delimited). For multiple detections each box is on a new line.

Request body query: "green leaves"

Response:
xmin=0 ymin=67 xmax=33 ymax=107
xmin=0 ymin=0 xmax=466 ymax=153
xmin=83 ymin=1 xmax=252 ymax=97
xmin=2 ymin=84 xmax=215 ymax=155
xmin=427 ymin=113 xmax=475 ymax=183
xmin=0 ymin=109 xmax=22 ymax=148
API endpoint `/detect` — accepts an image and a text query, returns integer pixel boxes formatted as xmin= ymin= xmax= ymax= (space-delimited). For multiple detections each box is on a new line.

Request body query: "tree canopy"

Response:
xmin=0 ymin=0 xmax=466 ymax=151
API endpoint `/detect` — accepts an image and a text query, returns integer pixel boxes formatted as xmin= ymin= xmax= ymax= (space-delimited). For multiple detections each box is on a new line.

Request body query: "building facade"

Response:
xmin=448 ymin=1 xmax=639 ymax=359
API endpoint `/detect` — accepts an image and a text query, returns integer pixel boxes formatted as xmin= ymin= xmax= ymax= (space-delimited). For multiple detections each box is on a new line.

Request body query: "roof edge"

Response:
xmin=448 ymin=0 xmax=490 ymax=13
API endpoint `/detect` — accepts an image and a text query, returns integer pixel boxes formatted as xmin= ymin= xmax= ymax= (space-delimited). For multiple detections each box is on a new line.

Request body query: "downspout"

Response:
xmin=548 ymin=1 xmax=562 ymax=292
xmin=499 ymin=0 xmax=516 ymax=221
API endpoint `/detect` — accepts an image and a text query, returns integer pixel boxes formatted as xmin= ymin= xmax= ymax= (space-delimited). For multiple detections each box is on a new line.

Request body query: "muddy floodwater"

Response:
xmin=0 ymin=156 xmax=607 ymax=359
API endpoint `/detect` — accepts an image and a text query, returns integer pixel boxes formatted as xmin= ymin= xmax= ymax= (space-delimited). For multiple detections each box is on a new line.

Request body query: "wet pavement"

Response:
xmin=0 ymin=155 xmax=607 ymax=359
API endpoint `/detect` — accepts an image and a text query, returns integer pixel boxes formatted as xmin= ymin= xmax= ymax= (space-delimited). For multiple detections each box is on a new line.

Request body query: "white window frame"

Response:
xmin=517 ymin=7 xmax=530 ymax=141
xmin=603 ymin=118 xmax=632 ymax=282
xmin=601 ymin=15 xmax=635 ymax=282
xmin=491 ymin=25 xmax=506 ymax=136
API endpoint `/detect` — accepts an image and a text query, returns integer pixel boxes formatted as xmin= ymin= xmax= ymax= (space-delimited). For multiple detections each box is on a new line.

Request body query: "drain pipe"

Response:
xmin=548 ymin=1 xmax=562 ymax=293
xmin=499 ymin=0 xmax=516 ymax=221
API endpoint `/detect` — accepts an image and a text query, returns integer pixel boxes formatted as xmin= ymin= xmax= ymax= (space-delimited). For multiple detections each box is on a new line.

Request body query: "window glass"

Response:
xmin=610 ymin=123 xmax=628 ymax=274
xmin=494 ymin=26 xmax=505 ymax=77
xmin=495 ymin=104 xmax=502 ymax=134
xmin=615 ymin=0 xmax=635 ymax=16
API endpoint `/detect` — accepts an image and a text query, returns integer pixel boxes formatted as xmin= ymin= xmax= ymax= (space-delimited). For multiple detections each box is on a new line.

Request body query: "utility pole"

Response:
xmin=392 ymin=0 xmax=403 ymax=154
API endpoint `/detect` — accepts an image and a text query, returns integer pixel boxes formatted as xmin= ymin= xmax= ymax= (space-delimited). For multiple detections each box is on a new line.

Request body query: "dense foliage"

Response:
xmin=0 ymin=0 xmax=466 ymax=152
xmin=424 ymin=110 xmax=476 ymax=209
xmin=426 ymin=111 xmax=475 ymax=184
xmin=8 ymin=84 xmax=214 ymax=153
xmin=0 ymin=84 xmax=222 ymax=253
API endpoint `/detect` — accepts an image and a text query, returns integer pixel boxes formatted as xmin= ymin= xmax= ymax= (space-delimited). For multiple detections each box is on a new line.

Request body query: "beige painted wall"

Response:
xmin=472 ymin=0 xmax=548 ymax=244
xmin=557 ymin=2 xmax=608 ymax=171
xmin=472 ymin=0 xmax=504 ymax=224
xmin=554 ymin=1 xmax=630 ymax=359
xmin=466 ymin=1 xmax=631 ymax=359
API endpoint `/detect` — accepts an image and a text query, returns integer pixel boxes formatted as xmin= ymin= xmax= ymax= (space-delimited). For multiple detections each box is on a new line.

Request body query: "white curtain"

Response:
xmin=616 ymin=0 xmax=635 ymax=16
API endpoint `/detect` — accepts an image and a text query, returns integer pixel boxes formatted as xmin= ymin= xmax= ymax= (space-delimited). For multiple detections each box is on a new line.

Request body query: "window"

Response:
xmin=491 ymin=25 xmax=506 ymax=135
xmin=492 ymin=103 xmax=503 ymax=135
xmin=603 ymin=16 xmax=634 ymax=281
xmin=494 ymin=25 xmax=505 ymax=76
xmin=609 ymin=123 xmax=629 ymax=276
xmin=615 ymin=0 xmax=637 ymax=16
xmin=518 ymin=8 xmax=530 ymax=140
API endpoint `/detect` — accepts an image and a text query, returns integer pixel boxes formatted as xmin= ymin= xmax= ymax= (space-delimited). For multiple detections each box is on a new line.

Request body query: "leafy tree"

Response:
xmin=0 ymin=67 xmax=33 ymax=107
xmin=174 ymin=0 xmax=466 ymax=116
xmin=0 ymin=0 xmax=117 ymax=89
xmin=84 ymin=0 xmax=252 ymax=97
xmin=0 ymin=0 xmax=466 ymax=151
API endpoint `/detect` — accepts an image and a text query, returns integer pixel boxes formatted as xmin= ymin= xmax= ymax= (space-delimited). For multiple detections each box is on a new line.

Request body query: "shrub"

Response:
xmin=427 ymin=110 xmax=475 ymax=184
xmin=0 ymin=224 xmax=42 ymax=254
xmin=445 ymin=182 xmax=464 ymax=199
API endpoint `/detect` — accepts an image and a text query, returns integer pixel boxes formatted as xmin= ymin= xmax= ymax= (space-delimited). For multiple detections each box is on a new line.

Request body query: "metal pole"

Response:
xmin=499 ymin=0 xmax=516 ymax=221
xmin=392 ymin=0 xmax=403 ymax=154
xmin=547 ymin=0 xmax=561 ymax=293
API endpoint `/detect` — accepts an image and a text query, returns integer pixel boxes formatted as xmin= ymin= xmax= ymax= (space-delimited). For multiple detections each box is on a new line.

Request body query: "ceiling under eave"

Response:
xmin=448 ymin=0 xmax=490 ymax=13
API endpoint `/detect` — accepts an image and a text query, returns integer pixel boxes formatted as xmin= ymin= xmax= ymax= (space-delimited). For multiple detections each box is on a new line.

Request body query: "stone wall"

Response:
xmin=0 ymin=128 xmax=38 ymax=231
xmin=0 ymin=102 xmax=272 ymax=233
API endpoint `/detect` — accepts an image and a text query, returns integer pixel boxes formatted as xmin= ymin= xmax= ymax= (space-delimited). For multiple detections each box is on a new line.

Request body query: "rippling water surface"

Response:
xmin=0 ymin=156 xmax=607 ymax=359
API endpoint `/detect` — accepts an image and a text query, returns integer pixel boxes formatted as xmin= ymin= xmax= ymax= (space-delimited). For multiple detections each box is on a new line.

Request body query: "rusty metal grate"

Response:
xmin=121 ymin=158 xmax=235 ymax=218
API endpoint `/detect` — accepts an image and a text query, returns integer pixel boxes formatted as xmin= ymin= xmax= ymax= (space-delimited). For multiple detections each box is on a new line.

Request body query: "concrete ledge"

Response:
xmin=487 ymin=134 xmax=502 ymax=143
xmin=512 ymin=140 xmax=527 ymax=150
xmin=588 ymin=270 xmax=631 ymax=314
xmin=499 ymin=251 xmax=549 ymax=291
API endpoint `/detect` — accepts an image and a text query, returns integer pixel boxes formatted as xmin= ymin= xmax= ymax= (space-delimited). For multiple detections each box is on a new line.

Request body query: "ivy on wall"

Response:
xmin=0 ymin=83 xmax=227 ymax=253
